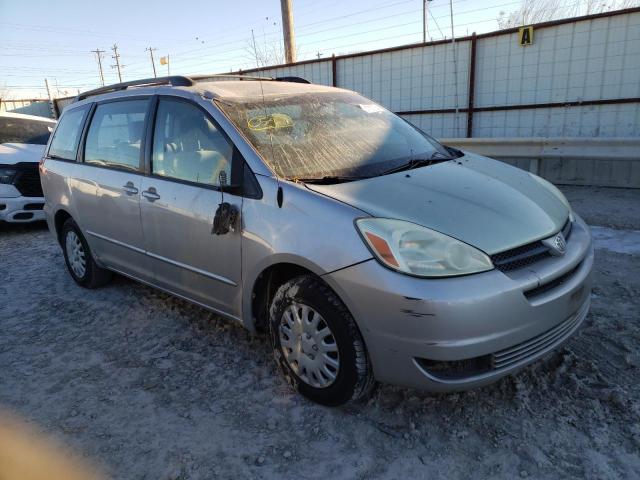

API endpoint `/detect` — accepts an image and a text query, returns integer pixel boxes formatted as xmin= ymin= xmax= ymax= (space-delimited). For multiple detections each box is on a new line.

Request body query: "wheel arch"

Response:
xmin=53 ymin=208 xmax=73 ymax=245
xmin=247 ymin=261 xmax=318 ymax=333
xmin=245 ymin=256 xmax=368 ymax=337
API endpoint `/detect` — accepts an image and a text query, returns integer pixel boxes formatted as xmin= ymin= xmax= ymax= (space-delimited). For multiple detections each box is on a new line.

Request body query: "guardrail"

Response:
xmin=440 ymin=137 xmax=640 ymax=189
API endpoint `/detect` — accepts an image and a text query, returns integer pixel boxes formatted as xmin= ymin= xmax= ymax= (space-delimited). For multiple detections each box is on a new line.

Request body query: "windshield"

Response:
xmin=217 ymin=91 xmax=450 ymax=180
xmin=0 ymin=115 xmax=54 ymax=145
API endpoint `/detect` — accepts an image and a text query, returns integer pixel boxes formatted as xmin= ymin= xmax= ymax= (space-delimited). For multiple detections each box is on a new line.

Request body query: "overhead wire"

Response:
xmin=2 ymin=0 xmax=610 ymax=94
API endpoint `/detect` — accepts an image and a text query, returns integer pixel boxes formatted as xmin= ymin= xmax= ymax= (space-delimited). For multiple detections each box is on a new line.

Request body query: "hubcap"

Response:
xmin=65 ymin=231 xmax=86 ymax=278
xmin=279 ymin=302 xmax=340 ymax=388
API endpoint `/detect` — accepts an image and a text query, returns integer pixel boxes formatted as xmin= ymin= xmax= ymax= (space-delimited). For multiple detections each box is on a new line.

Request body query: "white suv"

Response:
xmin=0 ymin=112 xmax=56 ymax=223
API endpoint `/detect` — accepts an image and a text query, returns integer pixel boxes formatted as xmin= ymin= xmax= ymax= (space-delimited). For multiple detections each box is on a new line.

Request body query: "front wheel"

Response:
xmin=61 ymin=218 xmax=111 ymax=288
xmin=269 ymin=275 xmax=374 ymax=406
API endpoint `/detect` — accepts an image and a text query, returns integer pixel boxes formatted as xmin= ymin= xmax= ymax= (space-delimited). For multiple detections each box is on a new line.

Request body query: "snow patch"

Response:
xmin=590 ymin=226 xmax=640 ymax=255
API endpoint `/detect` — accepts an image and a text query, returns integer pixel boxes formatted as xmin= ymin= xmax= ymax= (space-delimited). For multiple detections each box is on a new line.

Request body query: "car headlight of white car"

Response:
xmin=356 ymin=218 xmax=494 ymax=278
xmin=0 ymin=167 xmax=18 ymax=184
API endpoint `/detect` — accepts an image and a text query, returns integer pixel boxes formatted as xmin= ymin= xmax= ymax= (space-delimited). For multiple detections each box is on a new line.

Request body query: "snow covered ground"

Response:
xmin=0 ymin=186 xmax=638 ymax=479
xmin=591 ymin=226 xmax=640 ymax=256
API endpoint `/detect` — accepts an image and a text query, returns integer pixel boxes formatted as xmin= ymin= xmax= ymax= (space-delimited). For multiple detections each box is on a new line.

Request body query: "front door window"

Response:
xmin=152 ymin=98 xmax=233 ymax=186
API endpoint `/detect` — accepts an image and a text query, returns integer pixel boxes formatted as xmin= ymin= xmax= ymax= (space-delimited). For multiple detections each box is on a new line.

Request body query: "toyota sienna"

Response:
xmin=40 ymin=76 xmax=594 ymax=406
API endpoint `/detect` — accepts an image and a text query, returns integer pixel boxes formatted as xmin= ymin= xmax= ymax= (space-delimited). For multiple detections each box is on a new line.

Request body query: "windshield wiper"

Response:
xmin=294 ymin=152 xmax=454 ymax=184
xmin=378 ymin=152 xmax=452 ymax=177
xmin=296 ymin=175 xmax=369 ymax=184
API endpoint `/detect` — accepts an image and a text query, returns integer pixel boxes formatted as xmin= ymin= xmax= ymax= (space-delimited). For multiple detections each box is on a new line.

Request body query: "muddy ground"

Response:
xmin=0 ymin=186 xmax=639 ymax=479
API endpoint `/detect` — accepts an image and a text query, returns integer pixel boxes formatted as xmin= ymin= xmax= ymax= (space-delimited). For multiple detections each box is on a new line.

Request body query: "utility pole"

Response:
xmin=251 ymin=29 xmax=260 ymax=68
xmin=44 ymin=78 xmax=52 ymax=100
xmin=280 ymin=0 xmax=296 ymax=63
xmin=91 ymin=48 xmax=106 ymax=86
xmin=44 ymin=78 xmax=57 ymax=119
xmin=146 ymin=46 xmax=157 ymax=78
xmin=111 ymin=44 xmax=123 ymax=83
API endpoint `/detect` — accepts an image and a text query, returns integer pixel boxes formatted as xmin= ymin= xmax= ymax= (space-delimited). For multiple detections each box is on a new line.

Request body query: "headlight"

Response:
xmin=0 ymin=167 xmax=18 ymax=184
xmin=356 ymin=218 xmax=493 ymax=278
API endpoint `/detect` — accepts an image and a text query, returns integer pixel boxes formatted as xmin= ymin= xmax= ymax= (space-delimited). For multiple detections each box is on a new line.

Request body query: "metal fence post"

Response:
xmin=466 ymin=33 xmax=477 ymax=138
xmin=332 ymin=54 xmax=337 ymax=87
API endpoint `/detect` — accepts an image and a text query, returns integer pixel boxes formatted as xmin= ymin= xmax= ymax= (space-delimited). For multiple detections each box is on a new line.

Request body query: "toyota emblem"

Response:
xmin=542 ymin=232 xmax=567 ymax=256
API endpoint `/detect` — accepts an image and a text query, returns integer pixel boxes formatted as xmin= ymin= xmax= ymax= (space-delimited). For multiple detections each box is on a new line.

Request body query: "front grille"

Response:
xmin=491 ymin=300 xmax=588 ymax=370
xmin=524 ymin=262 xmax=582 ymax=299
xmin=24 ymin=202 xmax=44 ymax=211
xmin=561 ymin=217 xmax=572 ymax=241
xmin=13 ymin=163 xmax=43 ymax=197
xmin=491 ymin=241 xmax=550 ymax=271
xmin=491 ymin=218 xmax=573 ymax=272
xmin=415 ymin=356 xmax=493 ymax=380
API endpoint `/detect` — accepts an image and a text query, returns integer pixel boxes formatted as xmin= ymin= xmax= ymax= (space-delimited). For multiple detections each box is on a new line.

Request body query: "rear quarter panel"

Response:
xmin=40 ymin=159 xmax=79 ymax=240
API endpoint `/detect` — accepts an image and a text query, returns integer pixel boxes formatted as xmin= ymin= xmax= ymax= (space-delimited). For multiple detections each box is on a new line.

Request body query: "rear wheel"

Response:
xmin=269 ymin=274 xmax=374 ymax=406
xmin=61 ymin=218 xmax=111 ymax=288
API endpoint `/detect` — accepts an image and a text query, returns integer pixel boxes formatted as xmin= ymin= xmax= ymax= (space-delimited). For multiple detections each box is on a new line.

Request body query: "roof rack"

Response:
xmin=73 ymin=74 xmax=312 ymax=102
xmin=191 ymin=74 xmax=310 ymax=83
xmin=190 ymin=74 xmax=274 ymax=82
xmin=274 ymin=76 xmax=311 ymax=84
xmin=74 ymin=76 xmax=194 ymax=101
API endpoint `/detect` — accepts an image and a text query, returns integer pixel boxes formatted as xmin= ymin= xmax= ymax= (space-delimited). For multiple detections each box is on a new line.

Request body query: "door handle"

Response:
xmin=142 ymin=188 xmax=161 ymax=202
xmin=123 ymin=182 xmax=138 ymax=195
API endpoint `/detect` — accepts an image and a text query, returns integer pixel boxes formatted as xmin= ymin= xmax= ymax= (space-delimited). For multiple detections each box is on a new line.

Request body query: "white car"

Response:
xmin=0 ymin=112 xmax=56 ymax=223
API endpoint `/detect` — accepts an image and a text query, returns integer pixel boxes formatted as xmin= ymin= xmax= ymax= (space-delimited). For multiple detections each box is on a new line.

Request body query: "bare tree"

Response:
xmin=584 ymin=0 xmax=639 ymax=13
xmin=497 ymin=0 xmax=639 ymax=28
xmin=245 ymin=37 xmax=287 ymax=69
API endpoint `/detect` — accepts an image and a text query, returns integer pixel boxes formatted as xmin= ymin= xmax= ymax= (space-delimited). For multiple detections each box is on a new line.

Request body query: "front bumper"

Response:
xmin=0 ymin=195 xmax=46 ymax=222
xmin=325 ymin=214 xmax=594 ymax=391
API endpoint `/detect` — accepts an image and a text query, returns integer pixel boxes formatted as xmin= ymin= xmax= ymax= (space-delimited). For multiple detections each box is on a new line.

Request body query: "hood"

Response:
xmin=306 ymin=152 xmax=569 ymax=254
xmin=0 ymin=143 xmax=46 ymax=165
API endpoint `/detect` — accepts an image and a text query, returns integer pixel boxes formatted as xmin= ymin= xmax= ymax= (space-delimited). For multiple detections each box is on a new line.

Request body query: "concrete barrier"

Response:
xmin=440 ymin=137 xmax=640 ymax=188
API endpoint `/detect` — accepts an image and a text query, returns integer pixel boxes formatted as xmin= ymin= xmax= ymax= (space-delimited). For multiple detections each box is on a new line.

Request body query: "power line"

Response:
xmin=125 ymin=0 xmax=517 ymax=73
xmin=2 ymin=0 xmax=607 ymax=91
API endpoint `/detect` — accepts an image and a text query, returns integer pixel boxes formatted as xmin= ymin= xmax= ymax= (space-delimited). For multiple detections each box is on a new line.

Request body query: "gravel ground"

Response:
xmin=1 ymin=186 xmax=639 ymax=480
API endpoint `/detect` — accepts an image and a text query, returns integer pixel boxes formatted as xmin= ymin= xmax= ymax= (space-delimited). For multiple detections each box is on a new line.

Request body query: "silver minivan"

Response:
xmin=41 ymin=76 xmax=594 ymax=406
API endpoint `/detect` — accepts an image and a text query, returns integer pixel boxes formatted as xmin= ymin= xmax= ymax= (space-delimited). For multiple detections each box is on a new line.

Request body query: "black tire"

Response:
xmin=269 ymin=274 xmax=375 ymax=406
xmin=61 ymin=218 xmax=112 ymax=289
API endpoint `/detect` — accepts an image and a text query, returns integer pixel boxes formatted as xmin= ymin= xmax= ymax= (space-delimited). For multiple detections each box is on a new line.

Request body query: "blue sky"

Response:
xmin=0 ymin=0 xmax=571 ymax=98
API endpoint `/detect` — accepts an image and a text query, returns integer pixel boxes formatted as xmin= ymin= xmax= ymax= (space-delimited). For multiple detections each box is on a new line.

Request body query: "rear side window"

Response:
xmin=48 ymin=106 xmax=89 ymax=159
xmin=84 ymin=100 xmax=149 ymax=171
xmin=151 ymin=98 xmax=233 ymax=186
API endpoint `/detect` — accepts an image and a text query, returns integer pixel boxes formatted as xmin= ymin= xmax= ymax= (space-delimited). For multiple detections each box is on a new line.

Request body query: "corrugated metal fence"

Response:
xmin=230 ymin=7 xmax=640 ymax=140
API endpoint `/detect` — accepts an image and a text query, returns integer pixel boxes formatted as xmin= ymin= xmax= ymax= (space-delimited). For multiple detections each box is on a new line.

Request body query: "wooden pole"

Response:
xmin=280 ymin=0 xmax=296 ymax=63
